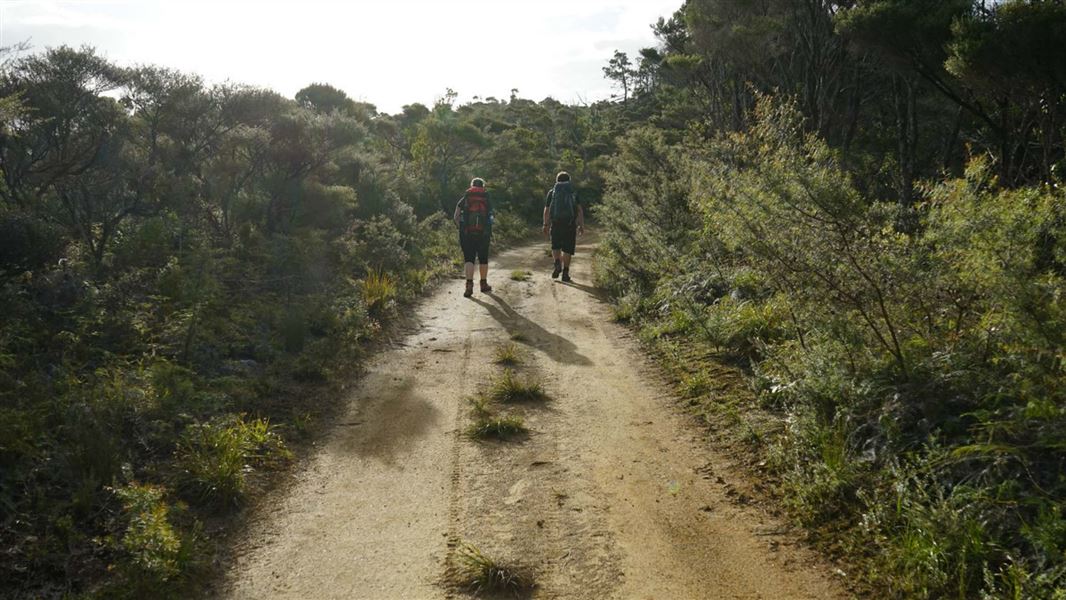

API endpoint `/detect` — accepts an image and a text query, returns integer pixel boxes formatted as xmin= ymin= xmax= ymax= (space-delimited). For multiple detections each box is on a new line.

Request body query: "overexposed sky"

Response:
xmin=1 ymin=0 xmax=682 ymax=113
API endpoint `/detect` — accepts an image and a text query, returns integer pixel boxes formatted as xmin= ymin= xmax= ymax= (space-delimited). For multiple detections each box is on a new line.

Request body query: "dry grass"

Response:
xmin=467 ymin=394 xmax=494 ymax=418
xmin=488 ymin=370 xmax=545 ymax=403
xmin=453 ymin=542 xmax=534 ymax=596
xmin=466 ymin=415 xmax=528 ymax=440
xmin=493 ymin=343 xmax=521 ymax=366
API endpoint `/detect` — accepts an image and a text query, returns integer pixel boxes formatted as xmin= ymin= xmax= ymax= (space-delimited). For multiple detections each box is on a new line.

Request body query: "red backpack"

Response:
xmin=463 ymin=187 xmax=489 ymax=235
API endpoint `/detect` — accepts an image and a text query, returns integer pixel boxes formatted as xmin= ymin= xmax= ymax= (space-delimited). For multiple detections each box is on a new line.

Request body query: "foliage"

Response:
xmin=175 ymin=416 xmax=289 ymax=508
xmin=110 ymin=483 xmax=194 ymax=587
xmin=452 ymin=542 xmax=534 ymax=596
xmin=465 ymin=415 xmax=528 ymax=441
xmin=598 ymin=88 xmax=1066 ymax=598
xmin=488 ymin=369 xmax=546 ymax=403
xmin=0 ymin=45 xmax=589 ymax=597
xmin=493 ymin=342 xmax=522 ymax=366
xmin=361 ymin=269 xmax=398 ymax=315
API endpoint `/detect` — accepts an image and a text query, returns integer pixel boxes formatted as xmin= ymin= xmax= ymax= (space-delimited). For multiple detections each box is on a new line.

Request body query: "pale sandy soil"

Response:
xmin=220 ymin=236 xmax=849 ymax=600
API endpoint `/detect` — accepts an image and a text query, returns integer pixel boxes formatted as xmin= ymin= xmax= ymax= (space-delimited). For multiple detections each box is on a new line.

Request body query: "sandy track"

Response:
xmin=221 ymin=236 xmax=847 ymax=599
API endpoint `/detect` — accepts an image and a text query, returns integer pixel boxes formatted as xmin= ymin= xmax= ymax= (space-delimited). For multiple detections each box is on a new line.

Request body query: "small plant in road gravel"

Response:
xmin=468 ymin=394 xmax=493 ymax=418
xmin=466 ymin=415 xmax=528 ymax=441
xmin=493 ymin=343 xmax=521 ymax=366
xmin=488 ymin=370 xmax=545 ymax=403
xmin=510 ymin=270 xmax=532 ymax=282
xmin=453 ymin=542 xmax=534 ymax=596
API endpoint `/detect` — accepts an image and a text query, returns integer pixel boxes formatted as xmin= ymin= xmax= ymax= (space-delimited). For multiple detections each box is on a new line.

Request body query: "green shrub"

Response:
xmin=151 ymin=360 xmax=198 ymax=413
xmin=778 ymin=419 xmax=863 ymax=527
xmin=111 ymin=483 xmax=189 ymax=584
xmin=175 ymin=415 xmax=289 ymax=508
xmin=599 ymin=94 xmax=1066 ymax=598
xmin=362 ymin=269 xmax=397 ymax=315
xmin=279 ymin=305 xmax=309 ymax=353
xmin=701 ymin=294 xmax=791 ymax=357
xmin=0 ymin=211 xmax=67 ymax=273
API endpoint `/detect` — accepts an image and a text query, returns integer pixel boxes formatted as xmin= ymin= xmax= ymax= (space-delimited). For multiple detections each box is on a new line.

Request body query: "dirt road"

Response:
xmin=221 ymin=237 xmax=848 ymax=599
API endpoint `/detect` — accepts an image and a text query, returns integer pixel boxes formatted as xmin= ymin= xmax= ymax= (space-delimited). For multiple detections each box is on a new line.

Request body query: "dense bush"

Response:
xmin=0 ymin=46 xmax=594 ymax=597
xmin=598 ymin=96 xmax=1066 ymax=598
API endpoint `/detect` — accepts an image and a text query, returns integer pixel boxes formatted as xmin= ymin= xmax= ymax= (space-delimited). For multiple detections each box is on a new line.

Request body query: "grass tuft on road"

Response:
xmin=488 ymin=369 xmax=545 ymax=403
xmin=493 ymin=343 xmax=522 ymax=366
xmin=453 ymin=542 xmax=534 ymax=596
xmin=467 ymin=394 xmax=494 ymax=418
xmin=510 ymin=270 xmax=532 ymax=282
xmin=466 ymin=415 xmax=528 ymax=441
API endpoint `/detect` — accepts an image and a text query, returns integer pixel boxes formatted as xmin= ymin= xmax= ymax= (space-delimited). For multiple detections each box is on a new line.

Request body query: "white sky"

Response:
xmin=1 ymin=0 xmax=682 ymax=114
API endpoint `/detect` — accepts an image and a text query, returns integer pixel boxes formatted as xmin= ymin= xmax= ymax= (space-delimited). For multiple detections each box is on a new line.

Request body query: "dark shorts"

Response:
xmin=550 ymin=222 xmax=577 ymax=255
xmin=460 ymin=233 xmax=490 ymax=264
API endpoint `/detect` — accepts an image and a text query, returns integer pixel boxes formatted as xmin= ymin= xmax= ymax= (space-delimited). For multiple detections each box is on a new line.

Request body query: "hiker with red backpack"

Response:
xmin=453 ymin=177 xmax=494 ymax=297
xmin=542 ymin=171 xmax=584 ymax=282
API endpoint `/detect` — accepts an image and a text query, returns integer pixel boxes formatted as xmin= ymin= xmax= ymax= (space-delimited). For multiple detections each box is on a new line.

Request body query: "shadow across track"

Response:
xmin=469 ymin=294 xmax=594 ymax=367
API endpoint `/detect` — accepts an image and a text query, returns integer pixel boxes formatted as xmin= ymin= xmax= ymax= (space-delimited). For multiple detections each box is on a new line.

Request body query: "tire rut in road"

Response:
xmin=223 ymin=239 xmax=849 ymax=600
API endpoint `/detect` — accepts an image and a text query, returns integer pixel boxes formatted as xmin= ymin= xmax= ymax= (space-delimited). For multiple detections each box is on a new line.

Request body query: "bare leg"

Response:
xmin=561 ymin=252 xmax=573 ymax=282
xmin=465 ymin=262 xmax=475 ymax=280
xmin=479 ymin=263 xmax=488 ymax=279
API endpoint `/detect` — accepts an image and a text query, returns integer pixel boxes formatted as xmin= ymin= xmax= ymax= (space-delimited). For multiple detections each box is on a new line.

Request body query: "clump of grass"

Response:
xmin=466 ymin=415 xmax=528 ymax=440
xmin=680 ymin=371 xmax=712 ymax=399
xmin=176 ymin=415 xmax=290 ymax=508
xmin=510 ymin=270 xmax=532 ymax=282
xmin=610 ymin=306 xmax=634 ymax=322
xmin=453 ymin=542 xmax=534 ymax=596
xmin=488 ymin=369 xmax=545 ymax=403
xmin=468 ymin=394 xmax=493 ymax=418
xmin=493 ymin=342 xmax=521 ymax=366
xmin=362 ymin=269 xmax=397 ymax=313
xmin=509 ymin=332 xmax=528 ymax=342
xmin=291 ymin=410 xmax=315 ymax=439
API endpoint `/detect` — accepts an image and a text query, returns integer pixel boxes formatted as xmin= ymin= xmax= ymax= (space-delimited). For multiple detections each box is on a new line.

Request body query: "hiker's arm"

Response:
xmin=453 ymin=198 xmax=463 ymax=228
xmin=577 ymin=204 xmax=585 ymax=233
xmin=543 ymin=190 xmax=554 ymax=234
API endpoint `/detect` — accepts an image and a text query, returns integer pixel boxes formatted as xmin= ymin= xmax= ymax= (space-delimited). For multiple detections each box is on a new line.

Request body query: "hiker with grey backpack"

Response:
xmin=542 ymin=171 xmax=584 ymax=282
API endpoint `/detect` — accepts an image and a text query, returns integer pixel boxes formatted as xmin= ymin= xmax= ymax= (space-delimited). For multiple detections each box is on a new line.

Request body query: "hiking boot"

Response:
xmin=561 ymin=270 xmax=572 ymax=283
xmin=480 ymin=279 xmax=492 ymax=293
xmin=464 ymin=280 xmax=474 ymax=297
xmin=551 ymin=260 xmax=562 ymax=279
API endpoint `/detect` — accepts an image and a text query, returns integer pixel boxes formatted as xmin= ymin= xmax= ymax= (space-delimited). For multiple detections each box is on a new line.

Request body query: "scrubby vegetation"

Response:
xmin=493 ymin=342 xmax=523 ymax=366
xmin=595 ymin=2 xmax=1066 ymax=598
xmin=487 ymin=369 xmax=546 ymax=403
xmin=0 ymin=45 xmax=614 ymax=597
xmin=465 ymin=415 xmax=529 ymax=442
xmin=6 ymin=0 xmax=1066 ymax=597
xmin=451 ymin=541 xmax=534 ymax=596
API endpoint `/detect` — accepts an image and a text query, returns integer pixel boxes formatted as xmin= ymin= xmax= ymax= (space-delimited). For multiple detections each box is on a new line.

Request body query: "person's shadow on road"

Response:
xmin=469 ymin=294 xmax=594 ymax=367
xmin=557 ymin=279 xmax=607 ymax=301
